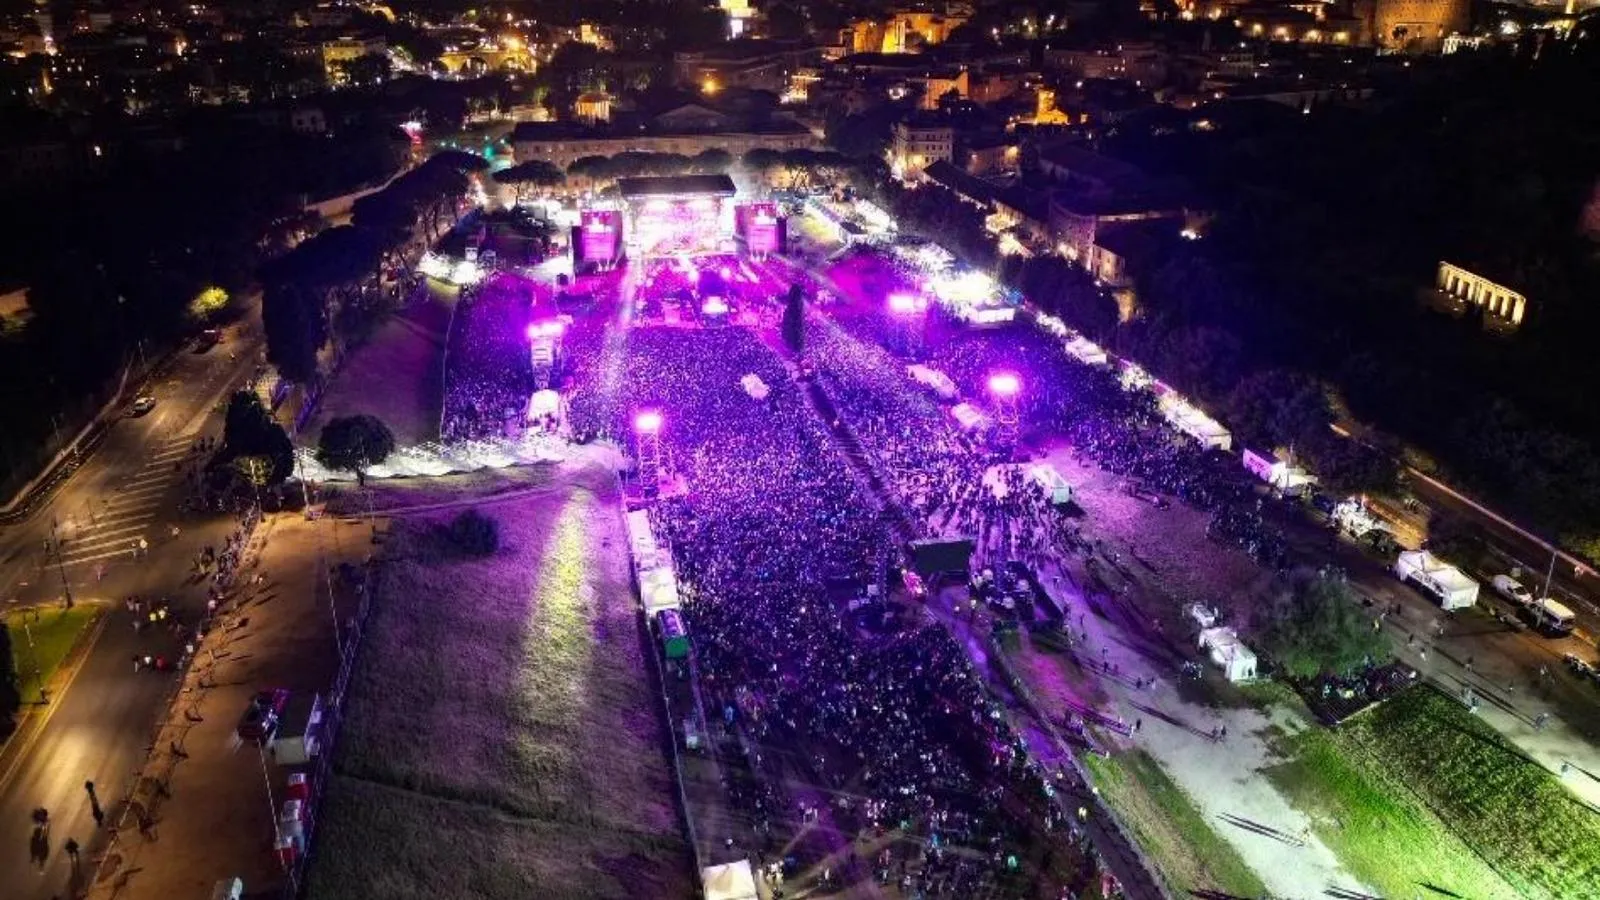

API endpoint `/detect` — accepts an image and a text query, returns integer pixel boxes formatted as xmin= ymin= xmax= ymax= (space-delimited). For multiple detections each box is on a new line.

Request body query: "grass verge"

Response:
xmin=1084 ymin=749 xmax=1266 ymax=898
xmin=306 ymin=478 xmax=693 ymax=899
xmin=5 ymin=603 xmax=100 ymax=694
xmin=1266 ymin=682 xmax=1600 ymax=900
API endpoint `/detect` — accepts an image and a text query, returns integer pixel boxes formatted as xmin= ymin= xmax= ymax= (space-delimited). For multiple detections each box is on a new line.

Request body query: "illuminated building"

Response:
xmin=847 ymin=9 xmax=968 ymax=54
xmin=1437 ymin=262 xmax=1527 ymax=327
xmin=321 ymin=35 xmax=386 ymax=80
xmin=1351 ymin=0 xmax=1469 ymax=50
xmin=511 ymin=111 xmax=817 ymax=173
xmin=574 ymin=92 xmax=612 ymax=123
xmin=889 ymin=117 xmax=953 ymax=180
xmin=674 ymin=40 xmax=816 ymax=94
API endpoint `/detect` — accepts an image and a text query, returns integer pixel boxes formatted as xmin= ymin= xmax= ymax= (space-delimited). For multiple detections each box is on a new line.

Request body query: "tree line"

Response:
xmin=262 ymin=150 xmax=487 ymax=385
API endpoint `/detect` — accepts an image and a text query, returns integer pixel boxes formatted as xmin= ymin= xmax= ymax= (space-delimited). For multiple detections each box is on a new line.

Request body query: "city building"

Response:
xmin=675 ymin=40 xmax=817 ymax=95
xmin=889 ymin=116 xmax=953 ymax=179
xmin=511 ymin=108 xmax=818 ymax=172
xmin=321 ymin=35 xmax=386 ymax=81
xmin=847 ymin=9 xmax=969 ymax=54
xmin=1352 ymin=0 xmax=1470 ymax=50
xmin=1436 ymin=261 xmax=1528 ymax=326
xmin=574 ymin=92 xmax=613 ymax=123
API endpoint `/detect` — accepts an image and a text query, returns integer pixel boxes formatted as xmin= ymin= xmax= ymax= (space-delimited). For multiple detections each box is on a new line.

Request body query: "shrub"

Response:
xmin=447 ymin=509 xmax=499 ymax=557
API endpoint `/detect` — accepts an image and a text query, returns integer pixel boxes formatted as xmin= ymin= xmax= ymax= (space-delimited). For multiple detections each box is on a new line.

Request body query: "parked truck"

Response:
xmin=1395 ymin=550 xmax=1479 ymax=610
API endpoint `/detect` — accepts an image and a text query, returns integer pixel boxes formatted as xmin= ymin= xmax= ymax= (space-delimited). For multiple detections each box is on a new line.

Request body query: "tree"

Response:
xmin=493 ymin=160 xmax=565 ymax=204
xmin=1254 ymin=568 xmax=1388 ymax=678
xmin=336 ymin=52 xmax=392 ymax=87
xmin=0 ymin=624 xmax=20 ymax=734
xmin=429 ymin=149 xmax=491 ymax=174
xmin=262 ymin=279 xmax=326 ymax=384
xmin=316 ymin=414 xmax=397 ymax=486
xmin=220 ymin=391 xmax=295 ymax=484
xmin=1300 ymin=430 xmax=1398 ymax=495
xmin=782 ymin=285 xmax=805 ymax=356
xmin=1226 ymin=369 xmax=1333 ymax=452
xmin=447 ymin=508 xmax=500 ymax=556
xmin=690 ymin=148 xmax=733 ymax=174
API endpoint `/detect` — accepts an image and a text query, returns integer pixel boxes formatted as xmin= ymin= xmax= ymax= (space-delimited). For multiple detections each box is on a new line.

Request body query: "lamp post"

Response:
xmin=49 ymin=515 xmax=74 ymax=609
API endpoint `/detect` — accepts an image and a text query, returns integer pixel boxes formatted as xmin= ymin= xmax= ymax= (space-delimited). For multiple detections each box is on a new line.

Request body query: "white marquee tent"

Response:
xmin=1198 ymin=626 xmax=1258 ymax=682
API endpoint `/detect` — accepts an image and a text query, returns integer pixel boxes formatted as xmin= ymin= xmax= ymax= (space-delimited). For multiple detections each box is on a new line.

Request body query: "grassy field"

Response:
xmin=1084 ymin=749 xmax=1266 ymax=898
xmin=1266 ymin=684 xmax=1600 ymax=900
xmin=4 ymin=603 xmax=100 ymax=694
xmin=305 ymin=472 xmax=693 ymax=900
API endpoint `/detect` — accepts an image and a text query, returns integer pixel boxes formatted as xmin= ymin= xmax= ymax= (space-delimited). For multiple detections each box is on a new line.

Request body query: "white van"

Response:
xmin=1524 ymin=598 xmax=1577 ymax=637
xmin=1491 ymin=574 xmax=1535 ymax=608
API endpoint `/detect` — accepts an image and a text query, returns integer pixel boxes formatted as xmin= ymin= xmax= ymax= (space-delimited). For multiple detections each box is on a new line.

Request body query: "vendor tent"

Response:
xmin=1198 ymin=626 xmax=1257 ymax=682
xmin=950 ymin=403 xmax=989 ymax=432
xmin=740 ymin=373 xmax=770 ymax=401
xmin=701 ymin=861 xmax=759 ymax=900
xmin=907 ymin=364 xmax=959 ymax=400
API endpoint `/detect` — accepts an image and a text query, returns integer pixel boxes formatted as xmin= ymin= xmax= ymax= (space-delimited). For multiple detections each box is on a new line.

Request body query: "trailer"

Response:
xmin=1394 ymin=550 xmax=1479 ymax=610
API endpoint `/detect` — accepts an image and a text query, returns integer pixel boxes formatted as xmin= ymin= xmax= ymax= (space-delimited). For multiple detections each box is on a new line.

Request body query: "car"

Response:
xmin=128 ymin=396 xmax=157 ymax=417
xmin=237 ymin=688 xmax=291 ymax=741
xmin=194 ymin=328 xmax=222 ymax=352
xmin=1491 ymin=574 xmax=1536 ymax=608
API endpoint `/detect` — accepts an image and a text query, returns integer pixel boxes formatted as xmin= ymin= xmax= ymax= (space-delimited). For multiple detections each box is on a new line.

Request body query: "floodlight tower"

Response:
xmin=988 ymin=372 xmax=1021 ymax=450
xmin=527 ymin=320 xmax=565 ymax=390
xmin=634 ymin=410 xmax=664 ymax=498
xmin=887 ymin=292 xmax=928 ymax=358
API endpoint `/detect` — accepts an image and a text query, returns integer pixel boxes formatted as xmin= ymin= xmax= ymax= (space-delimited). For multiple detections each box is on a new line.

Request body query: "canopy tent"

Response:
xmin=701 ymin=861 xmax=760 ymax=900
xmin=626 ymin=510 xmax=682 ymax=613
xmin=906 ymin=364 xmax=958 ymax=400
xmin=1063 ymin=335 xmax=1109 ymax=367
xmin=1158 ymin=394 xmax=1232 ymax=451
xmin=1198 ymin=626 xmax=1257 ymax=682
xmin=1242 ymin=449 xmax=1317 ymax=496
xmin=950 ymin=403 xmax=989 ymax=432
xmin=740 ymin=373 xmax=770 ymax=401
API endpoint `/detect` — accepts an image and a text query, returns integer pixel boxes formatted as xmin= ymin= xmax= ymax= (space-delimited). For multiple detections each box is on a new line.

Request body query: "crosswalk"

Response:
xmin=53 ymin=436 xmax=195 ymax=568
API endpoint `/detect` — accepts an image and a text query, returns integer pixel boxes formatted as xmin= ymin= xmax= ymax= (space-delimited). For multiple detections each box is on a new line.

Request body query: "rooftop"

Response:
xmin=617 ymin=174 xmax=737 ymax=199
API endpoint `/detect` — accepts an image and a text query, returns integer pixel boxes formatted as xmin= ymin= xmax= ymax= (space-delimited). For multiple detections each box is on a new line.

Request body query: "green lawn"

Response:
xmin=1267 ymin=684 xmax=1600 ymax=900
xmin=1084 ymin=749 xmax=1266 ymax=898
xmin=5 ymin=604 xmax=100 ymax=696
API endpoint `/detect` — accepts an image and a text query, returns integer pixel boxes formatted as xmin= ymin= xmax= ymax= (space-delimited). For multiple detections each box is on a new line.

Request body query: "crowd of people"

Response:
xmin=441 ymin=274 xmax=542 ymax=442
xmin=561 ymin=323 xmax=1099 ymax=897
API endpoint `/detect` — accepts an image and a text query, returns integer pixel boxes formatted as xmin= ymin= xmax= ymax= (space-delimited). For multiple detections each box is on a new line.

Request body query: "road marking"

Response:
xmin=0 ymin=606 xmax=111 ymax=795
xmin=111 ymin=483 xmax=172 ymax=501
xmin=63 ymin=522 xmax=152 ymax=547
xmin=88 ymin=510 xmax=158 ymax=528
xmin=123 ymin=469 xmax=176 ymax=487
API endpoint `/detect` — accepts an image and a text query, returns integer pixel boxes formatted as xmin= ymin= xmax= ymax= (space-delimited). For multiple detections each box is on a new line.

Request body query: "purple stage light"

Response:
xmin=634 ymin=410 xmax=664 ymax=434
xmin=702 ymin=297 xmax=730 ymax=316
xmin=988 ymin=372 xmax=1021 ymax=397
xmin=527 ymin=321 xmax=565 ymax=339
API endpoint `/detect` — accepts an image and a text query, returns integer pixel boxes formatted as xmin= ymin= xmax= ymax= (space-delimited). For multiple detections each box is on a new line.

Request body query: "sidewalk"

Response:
xmin=85 ymin=514 xmax=370 ymax=900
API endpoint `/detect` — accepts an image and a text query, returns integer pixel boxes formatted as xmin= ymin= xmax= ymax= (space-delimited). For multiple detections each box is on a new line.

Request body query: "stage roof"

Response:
xmin=618 ymin=174 xmax=737 ymax=200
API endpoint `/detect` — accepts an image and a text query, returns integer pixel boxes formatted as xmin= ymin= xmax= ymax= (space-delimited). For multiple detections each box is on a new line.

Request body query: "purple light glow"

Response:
xmin=702 ymin=297 xmax=730 ymax=316
xmin=634 ymin=410 xmax=664 ymax=434
xmin=888 ymin=293 xmax=927 ymax=315
xmin=988 ymin=372 xmax=1021 ymax=397
xmin=527 ymin=321 xmax=565 ymax=339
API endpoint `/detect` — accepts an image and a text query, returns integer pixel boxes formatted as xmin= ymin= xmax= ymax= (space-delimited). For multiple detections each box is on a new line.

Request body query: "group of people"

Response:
xmin=441 ymin=275 xmax=543 ymax=442
xmin=561 ymin=317 xmax=1102 ymax=897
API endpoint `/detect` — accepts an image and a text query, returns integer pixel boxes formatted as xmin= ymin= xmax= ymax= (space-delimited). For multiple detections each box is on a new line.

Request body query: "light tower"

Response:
xmin=988 ymin=372 xmax=1021 ymax=451
xmin=527 ymin=320 xmax=565 ymax=390
xmin=634 ymin=410 xmax=664 ymax=499
xmin=887 ymin=292 xmax=928 ymax=358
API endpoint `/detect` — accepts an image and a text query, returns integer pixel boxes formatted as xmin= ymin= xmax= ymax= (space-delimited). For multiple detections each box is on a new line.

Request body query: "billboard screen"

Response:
xmin=579 ymin=209 xmax=622 ymax=264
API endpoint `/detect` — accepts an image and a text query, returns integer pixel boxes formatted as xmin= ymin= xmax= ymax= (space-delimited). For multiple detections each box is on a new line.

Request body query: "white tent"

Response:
xmin=950 ymin=403 xmax=989 ymax=432
xmin=740 ymin=373 xmax=770 ymax=401
xmin=639 ymin=566 xmax=681 ymax=613
xmin=1063 ymin=336 xmax=1109 ymax=366
xmin=1242 ymin=449 xmax=1317 ymax=496
xmin=701 ymin=861 xmax=759 ymax=900
xmin=1198 ymin=626 xmax=1257 ymax=682
xmin=906 ymin=364 xmax=959 ymax=400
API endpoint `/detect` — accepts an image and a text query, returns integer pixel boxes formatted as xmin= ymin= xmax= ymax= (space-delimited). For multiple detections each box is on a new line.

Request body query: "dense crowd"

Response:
xmin=441 ymin=275 xmax=540 ymax=441
xmin=563 ymin=324 xmax=1094 ymax=896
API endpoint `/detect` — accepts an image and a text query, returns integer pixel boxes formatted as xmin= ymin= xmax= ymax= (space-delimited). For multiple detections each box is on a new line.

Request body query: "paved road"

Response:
xmin=0 ymin=315 xmax=265 ymax=900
